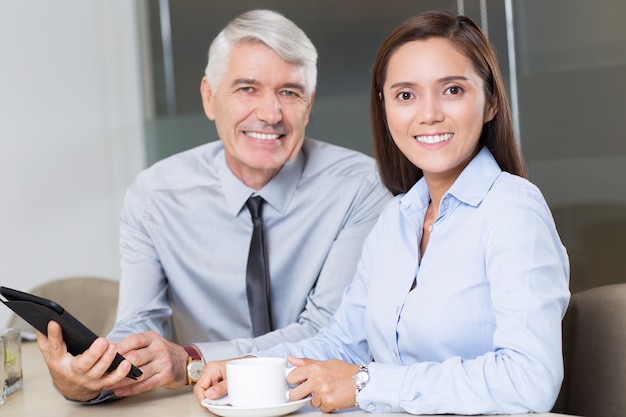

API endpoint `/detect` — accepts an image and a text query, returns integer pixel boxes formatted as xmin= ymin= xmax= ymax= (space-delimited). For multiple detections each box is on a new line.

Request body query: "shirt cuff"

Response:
xmin=194 ymin=340 xmax=241 ymax=362
xmin=356 ymin=362 xmax=405 ymax=413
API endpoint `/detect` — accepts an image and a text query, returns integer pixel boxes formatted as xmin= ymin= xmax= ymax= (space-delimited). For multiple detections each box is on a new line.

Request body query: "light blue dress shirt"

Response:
xmin=258 ymin=147 xmax=570 ymax=415
xmin=108 ymin=138 xmax=391 ymax=361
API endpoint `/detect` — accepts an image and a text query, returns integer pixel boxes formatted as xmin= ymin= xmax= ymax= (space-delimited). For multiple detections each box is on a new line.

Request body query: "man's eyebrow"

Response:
xmin=280 ymin=82 xmax=306 ymax=93
xmin=230 ymin=78 xmax=306 ymax=94
xmin=231 ymin=78 xmax=260 ymax=87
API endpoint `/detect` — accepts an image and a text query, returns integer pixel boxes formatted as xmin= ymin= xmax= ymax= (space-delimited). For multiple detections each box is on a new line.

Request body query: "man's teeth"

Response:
xmin=415 ymin=133 xmax=453 ymax=144
xmin=246 ymin=132 xmax=280 ymax=140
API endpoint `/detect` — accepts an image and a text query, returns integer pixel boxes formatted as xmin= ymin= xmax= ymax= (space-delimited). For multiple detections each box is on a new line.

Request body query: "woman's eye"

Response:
xmin=397 ymin=92 xmax=413 ymax=101
xmin=446 ymin=86 xmax=462 ymax=95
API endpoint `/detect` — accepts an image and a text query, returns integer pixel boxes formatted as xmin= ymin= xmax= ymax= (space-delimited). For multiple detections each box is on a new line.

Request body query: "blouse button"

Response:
xmin=367 ymin=403 xmax=377 ymax=412
xmin=385 ymin=404 xmax=393 ymax=412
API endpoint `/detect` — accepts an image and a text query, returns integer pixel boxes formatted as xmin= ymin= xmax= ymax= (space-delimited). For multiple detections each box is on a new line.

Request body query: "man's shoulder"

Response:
xmin=149 ymin=141 xmax=221 ymax=169
xmin=301 ymin=138 xmax=376 ymax=178
xmin=137 ymin=141 xmax=222 ymax=189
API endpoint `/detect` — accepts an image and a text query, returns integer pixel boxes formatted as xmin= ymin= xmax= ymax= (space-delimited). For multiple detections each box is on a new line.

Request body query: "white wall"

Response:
xmin=0 ymin=1 xmax=145 ymax=326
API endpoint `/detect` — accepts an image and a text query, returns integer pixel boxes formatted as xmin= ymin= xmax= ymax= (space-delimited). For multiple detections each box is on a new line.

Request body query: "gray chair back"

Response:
xmin=553 ymin=283 xmax=626 ymax=417
xmin=7 ymin=276 xmax=119 ymax=337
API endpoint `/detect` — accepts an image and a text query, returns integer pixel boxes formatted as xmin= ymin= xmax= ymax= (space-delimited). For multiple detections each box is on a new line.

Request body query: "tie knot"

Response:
xmin=246 ymin=196 xmax=264 ymax=220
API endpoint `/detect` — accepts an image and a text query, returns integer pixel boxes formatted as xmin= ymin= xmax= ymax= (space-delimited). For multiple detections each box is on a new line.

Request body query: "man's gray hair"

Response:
xmin=205 ymin=9 xmax=318 ymax=93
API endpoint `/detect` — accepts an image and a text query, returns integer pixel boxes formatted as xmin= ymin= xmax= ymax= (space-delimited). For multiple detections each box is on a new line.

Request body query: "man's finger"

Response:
xmin=44 ymin=321 xmax=69 ymax=359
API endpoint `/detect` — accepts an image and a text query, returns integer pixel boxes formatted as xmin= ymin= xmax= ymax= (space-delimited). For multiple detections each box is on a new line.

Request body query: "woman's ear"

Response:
xmin=484 ymin=99 xmax=497 ymax=124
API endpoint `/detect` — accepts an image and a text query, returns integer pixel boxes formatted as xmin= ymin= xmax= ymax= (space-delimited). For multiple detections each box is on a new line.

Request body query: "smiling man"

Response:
xmin=35 ymin=9 xmax=390 ymax=403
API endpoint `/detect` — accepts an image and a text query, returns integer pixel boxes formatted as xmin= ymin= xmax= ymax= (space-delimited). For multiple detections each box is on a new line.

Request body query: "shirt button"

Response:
xmin=393 ymin=349 xmax=398 ymax=358
xmin=385 ymin=404 xmax=393 ymax=412
xmin=367 ymin=403 xmax=376 ymax=412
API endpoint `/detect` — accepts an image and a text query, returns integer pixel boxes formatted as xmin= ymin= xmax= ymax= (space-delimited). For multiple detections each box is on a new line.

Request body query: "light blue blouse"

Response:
xmin=258 ymin=147 xmax=570 ymax=415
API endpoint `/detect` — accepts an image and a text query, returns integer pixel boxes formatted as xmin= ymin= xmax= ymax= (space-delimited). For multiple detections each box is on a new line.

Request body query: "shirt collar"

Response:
xmin=218 ymin=148 xmax=304 ymax=217
xmin=400 ymin=146 xmax=502 ymax=213
xmin=446 ymin=146 xmax=502 ymax=207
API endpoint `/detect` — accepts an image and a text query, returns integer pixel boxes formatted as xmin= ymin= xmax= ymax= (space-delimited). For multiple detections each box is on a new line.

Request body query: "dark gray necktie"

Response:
xmin=245 ymin=196 xmax=273 ymax=336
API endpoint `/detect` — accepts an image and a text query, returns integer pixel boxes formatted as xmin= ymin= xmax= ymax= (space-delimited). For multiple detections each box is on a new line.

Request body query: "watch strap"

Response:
xmin=184 ymin=345 xmax=204 ymax=385
xmin=184 ymin=344 xmax=202 ymax=361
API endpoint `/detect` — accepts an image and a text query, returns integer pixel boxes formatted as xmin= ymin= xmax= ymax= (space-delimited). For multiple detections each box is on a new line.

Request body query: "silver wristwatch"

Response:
xmin=353 ymin=365 xmax=369 ymax=407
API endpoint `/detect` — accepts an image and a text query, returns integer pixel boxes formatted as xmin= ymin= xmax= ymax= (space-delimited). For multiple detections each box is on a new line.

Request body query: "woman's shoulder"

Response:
xmin=485 ymin=172 xmax=554 ymax=219
xmin=492 ymin=171 xmax=544 ymax=200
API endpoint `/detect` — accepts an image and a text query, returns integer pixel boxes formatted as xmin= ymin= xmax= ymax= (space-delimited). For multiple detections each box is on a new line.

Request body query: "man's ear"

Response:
xmin=200 ymin=76 xmax=216 ymax=121
xmin=303 ymin=91 xmax=315 ymax=125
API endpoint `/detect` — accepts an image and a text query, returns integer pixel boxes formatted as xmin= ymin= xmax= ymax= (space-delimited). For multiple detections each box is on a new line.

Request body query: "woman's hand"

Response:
xmin=193 ymin=356 xmax=256 ymax=406
xmin=193 ymin=358 xmax=230 ymax=405
xmin=287 ymin=356 xmax=360 ymax=413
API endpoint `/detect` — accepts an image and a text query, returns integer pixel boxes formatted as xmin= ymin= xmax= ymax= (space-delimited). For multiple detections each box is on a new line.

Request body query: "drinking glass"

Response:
xmin=1 ymin=328 xmax=23 ymax=395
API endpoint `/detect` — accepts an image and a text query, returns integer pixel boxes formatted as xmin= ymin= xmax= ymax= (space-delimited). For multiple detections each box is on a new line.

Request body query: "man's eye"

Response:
xmin=239 ymin=86 xmax=254 ymax=93
xmin=281 ymin=90 xmax=299 ymax=98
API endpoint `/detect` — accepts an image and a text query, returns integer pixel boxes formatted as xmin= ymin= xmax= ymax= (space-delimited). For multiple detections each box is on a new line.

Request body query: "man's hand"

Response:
xmin=105 ymin=331 xmax=189 ymax=397
xmin=287 ymin=356 xmax=359 ymax=413
xmin=37 ymin=322 xmax=191 ymax=401
xmin=36 ymin=321 xmax=134 ymax=402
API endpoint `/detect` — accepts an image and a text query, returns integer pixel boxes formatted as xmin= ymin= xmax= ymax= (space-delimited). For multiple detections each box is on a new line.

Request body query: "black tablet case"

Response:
xmin=0 ymin=286 xmax=142 ymax=379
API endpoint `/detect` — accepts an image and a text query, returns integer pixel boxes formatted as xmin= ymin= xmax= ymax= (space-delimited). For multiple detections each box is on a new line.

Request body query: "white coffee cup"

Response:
xmin=226 ymin=357 xmax=292 ymax=407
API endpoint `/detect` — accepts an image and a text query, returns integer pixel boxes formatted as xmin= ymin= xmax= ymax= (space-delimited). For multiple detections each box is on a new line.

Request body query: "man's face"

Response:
xmin=201 ymin=41 xmax=315 ymax=190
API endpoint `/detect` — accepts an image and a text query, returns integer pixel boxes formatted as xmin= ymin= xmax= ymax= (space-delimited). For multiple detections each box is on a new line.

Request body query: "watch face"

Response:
xmin=354 ymin=370 xmax=369 ymax=386
xmin=188 ymin=360 xmax=204 ymax=382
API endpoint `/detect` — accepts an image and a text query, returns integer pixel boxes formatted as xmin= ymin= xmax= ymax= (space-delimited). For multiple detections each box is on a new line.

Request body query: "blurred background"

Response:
xmin=1 ymin=0 xmax=625 ymax=326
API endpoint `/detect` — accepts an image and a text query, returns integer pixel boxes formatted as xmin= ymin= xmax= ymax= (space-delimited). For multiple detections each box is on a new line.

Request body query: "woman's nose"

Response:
xmin=416 ymin=94 xmax=444 ymax=125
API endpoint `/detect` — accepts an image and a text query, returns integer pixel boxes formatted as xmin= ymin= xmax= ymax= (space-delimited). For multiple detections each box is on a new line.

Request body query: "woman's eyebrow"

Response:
xmin=388 ymin=75 xmax=470 ymax=90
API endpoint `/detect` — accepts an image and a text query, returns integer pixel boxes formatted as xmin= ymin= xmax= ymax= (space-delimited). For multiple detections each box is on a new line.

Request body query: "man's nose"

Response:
xmin=255 ymin=93 xmax=283 ymax=125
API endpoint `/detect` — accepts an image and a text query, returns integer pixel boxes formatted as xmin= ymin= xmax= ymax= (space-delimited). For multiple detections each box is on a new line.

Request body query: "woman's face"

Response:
xmin=382 ymin=37 xmax=496 ymax=183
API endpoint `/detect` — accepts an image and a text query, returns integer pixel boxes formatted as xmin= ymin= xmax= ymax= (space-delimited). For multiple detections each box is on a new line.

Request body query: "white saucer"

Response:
xmin=201 ymin=396 xmax=310 ymax=417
